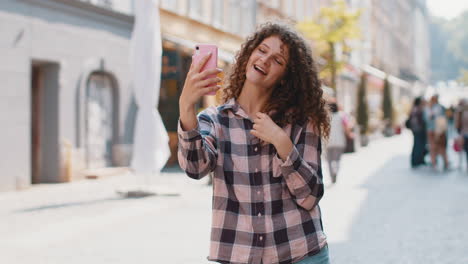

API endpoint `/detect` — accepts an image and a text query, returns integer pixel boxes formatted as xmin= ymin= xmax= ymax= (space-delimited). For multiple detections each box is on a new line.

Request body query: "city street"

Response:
xmin=1 ymin=131 xmax=467 ymax=264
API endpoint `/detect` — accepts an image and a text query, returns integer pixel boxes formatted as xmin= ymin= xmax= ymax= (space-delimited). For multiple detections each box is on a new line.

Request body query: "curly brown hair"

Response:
xmin=222 ymin=22 xmax=330 ymax=139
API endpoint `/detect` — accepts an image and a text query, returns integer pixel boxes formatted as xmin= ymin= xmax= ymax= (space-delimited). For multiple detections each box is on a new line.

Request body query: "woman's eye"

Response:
xmin=259 ymin=48 xmax=266 ymax=53
xmin=275 ymin=58 xmax=283 ymax=65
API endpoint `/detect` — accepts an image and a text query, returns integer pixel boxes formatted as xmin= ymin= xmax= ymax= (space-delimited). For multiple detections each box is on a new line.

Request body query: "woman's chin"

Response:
xmin=246 ymin=74 xmax=266 ymax=86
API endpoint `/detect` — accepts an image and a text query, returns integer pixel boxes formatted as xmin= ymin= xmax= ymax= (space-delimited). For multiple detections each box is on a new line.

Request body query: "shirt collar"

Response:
xmin=219 ymin=98 xmax=251 ymax=120
xmin=219 ymin=98 xmax=237 ymax=112
xmin=219 ymin=98 xmax=281 ymax=121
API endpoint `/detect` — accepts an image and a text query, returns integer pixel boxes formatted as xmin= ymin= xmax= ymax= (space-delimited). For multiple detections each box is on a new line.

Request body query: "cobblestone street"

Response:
xmin=1 ymin=131 xmax=467 ymax=263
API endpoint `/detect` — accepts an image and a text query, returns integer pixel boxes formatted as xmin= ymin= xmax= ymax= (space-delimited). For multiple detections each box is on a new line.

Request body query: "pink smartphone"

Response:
xmin=193 ymin=44 xmax=218 ymax=96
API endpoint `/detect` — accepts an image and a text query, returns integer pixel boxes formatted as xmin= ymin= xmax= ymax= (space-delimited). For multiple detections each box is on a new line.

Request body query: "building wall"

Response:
xmin=412 ymin=1 xmax=430 ymax=84
xmin=370 ymin=0 xmax=430 ymax=84
xmin=0 ymin=5 xmax=27 ymax=190
xmin=0 ymin=0 xmax=259 ymax=191
xmin=0 ymin=0 xmax=134 ymax=191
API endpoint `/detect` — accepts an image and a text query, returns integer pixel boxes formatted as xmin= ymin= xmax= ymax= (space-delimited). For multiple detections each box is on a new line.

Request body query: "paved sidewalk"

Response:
xmin=0 ymin=168 xmax=214 ymax=264
xmin=322 ymin=131 xmax=468 ymax=264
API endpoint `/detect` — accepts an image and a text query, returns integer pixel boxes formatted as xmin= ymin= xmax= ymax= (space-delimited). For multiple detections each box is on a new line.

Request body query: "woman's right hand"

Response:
xmin=179 ymin=53 xmax=222 ymax=111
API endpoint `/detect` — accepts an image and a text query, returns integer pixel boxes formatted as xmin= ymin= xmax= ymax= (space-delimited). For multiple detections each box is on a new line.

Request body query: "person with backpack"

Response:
xmin=408 ymin=97 xmax=427 ymax=168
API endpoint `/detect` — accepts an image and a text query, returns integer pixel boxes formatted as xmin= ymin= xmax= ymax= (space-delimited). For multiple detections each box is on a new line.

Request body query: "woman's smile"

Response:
xmin=253 ymin=64 xmax=267 ymax=75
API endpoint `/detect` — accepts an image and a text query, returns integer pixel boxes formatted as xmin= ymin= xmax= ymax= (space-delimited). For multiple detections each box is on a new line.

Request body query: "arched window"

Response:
xmin=85 ymin=72 xmax=117 ymax=169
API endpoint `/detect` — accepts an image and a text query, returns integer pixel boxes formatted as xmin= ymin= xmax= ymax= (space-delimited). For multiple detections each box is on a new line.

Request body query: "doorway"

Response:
xmin=31 ymin=62 xmax=60 ymax=183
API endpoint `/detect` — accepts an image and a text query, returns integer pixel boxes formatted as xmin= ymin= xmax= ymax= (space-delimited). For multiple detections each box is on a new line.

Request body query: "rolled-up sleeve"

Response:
xmin=273 ymin=122 xmax=324 ymax=210
xmin=177 ymin=110 xmax=218 ymax=180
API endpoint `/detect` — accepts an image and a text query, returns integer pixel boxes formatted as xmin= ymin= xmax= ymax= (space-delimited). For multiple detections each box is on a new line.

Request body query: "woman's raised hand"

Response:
xmin=179 ymin=53 xmax=222 ymax=110
xmin=179 ymin=53 xmax=222 ymax=131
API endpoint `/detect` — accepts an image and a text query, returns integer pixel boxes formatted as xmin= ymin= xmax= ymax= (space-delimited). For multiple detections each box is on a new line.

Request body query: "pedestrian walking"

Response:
xmin=455 ymin=99 xmax=468 ymax=171
xmin=408 ymin=97 xmax=427 ymax=168
xmin=341 ymin=110 xmax=356 ymax=153
xmin=326 ymin=100 xmax=347 ymax=183
xmin=425 ymin=95 xmax=449 ymax=170
xmin=178 ymin=22 xmax=330 ymax=264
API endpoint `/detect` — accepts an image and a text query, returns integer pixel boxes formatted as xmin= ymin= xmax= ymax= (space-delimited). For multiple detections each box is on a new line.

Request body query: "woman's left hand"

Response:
xmin=250 ymin=112 xmax=281 ymax=144
xmin=250 ymin=113 xmax=287 ymax=145
xmin=251 ymin=112 xmax=293 ymax=160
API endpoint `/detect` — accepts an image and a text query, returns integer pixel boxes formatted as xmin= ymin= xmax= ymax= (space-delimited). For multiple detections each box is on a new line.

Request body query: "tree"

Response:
xmin=458 ymin=68 xmax=468 ymax=86
xmin=382 ymin=77 xmax=393 ymax=125
xmin=356 ymin=73 xmax=369 ymax=135
xmin=297 ymin=0 xmax=361 ymax=90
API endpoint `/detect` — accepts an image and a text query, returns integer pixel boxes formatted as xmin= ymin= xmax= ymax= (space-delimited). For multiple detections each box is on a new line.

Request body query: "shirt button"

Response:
xmin=257 ymin=190 xmax=261 ymax=195
xmin=259 ymin=236 xmax=263 ymax=241
xmin=254 ymin=147 xmax=258 ymax=152
xmin=255 ymin=168 xmax=259 ymax=172
xmin=258 ymin=212 xmax=262 ymax=217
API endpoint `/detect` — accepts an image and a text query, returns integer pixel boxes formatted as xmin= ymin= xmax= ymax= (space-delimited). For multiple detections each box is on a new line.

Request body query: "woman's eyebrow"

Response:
xmin=278 ymin=48 xmax=288 ymax=60
xmin=260 ymin=43 xmax=287 ymax=60
xmin=279 ymin=45 xmax=288 ymax=57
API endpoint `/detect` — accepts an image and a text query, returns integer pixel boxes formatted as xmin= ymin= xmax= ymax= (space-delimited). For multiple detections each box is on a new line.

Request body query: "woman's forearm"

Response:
xmin=179 ymin=103 xmax=198 ymax=131
xmin=274 ymin=132 xmax=294 ymax=161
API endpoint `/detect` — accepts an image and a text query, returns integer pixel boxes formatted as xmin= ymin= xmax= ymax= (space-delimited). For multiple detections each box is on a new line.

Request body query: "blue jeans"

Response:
xmin=295 ymin=246 xmax=330 ymax=264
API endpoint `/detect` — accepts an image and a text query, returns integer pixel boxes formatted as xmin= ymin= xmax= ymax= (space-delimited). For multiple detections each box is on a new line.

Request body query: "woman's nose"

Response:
xmin=259 ymin=55 xmax=270 ymax=66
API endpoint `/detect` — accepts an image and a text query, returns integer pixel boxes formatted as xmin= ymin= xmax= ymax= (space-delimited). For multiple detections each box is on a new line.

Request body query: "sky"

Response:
xmin=427 ymin=0 xmax=468 ymax=19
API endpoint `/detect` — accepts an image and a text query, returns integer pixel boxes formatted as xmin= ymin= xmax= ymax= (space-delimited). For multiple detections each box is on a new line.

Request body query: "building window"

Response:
xmin=212 ymin=0 xmax=224 ymax=28
xmin=296 ymin=0 xmax=304 ymax=21
xmin=285 ymin=0 xmax=294 ymax=18
xmin=229 ymin=0 xmax=241 ymax=34
xmin=86 ymin=73 xmax=116 ymax=169
xmin=240 ymin=0 xmax=254 ymax=36
xmin=305 ymin=0 xmax=313 ymax=19
xmin=161 ymin=0 xmax=177 ymax=11
xmin=189 ymin=0 xmax=203 ymax=20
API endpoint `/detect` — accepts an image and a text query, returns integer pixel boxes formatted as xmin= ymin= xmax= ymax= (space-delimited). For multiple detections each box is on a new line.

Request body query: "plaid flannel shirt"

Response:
xmin=178 ymin=99 xmax=327 ymax=264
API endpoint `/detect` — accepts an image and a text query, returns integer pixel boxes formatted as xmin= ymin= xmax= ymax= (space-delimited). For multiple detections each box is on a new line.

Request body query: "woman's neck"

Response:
xmin=237 ymin=81 xmax=271 ymax=118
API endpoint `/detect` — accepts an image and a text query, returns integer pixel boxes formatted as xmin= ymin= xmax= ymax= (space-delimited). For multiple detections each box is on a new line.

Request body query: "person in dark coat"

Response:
xmin=409 ymin=97 xmax=427 ymax=168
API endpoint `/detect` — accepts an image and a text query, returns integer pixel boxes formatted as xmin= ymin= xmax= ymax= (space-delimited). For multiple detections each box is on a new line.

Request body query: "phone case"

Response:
xmin=193 ymin=44 xmax=218 ymax=95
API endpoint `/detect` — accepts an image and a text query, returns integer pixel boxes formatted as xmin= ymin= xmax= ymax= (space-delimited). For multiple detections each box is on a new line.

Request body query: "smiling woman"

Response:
xmin=177 ymin=22 xmax=331 ymax=264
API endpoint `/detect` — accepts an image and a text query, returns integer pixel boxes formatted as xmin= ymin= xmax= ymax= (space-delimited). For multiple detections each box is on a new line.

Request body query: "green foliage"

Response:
xmin=356 ymin=74 xmax=369 ymax=134
xmin=297 ymin=0 xmax=361 ymax=89
xmin=458 ymin=68 xmax=468 ymax=86
xmin=382 ymin=77 xmax=393 ymax=123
